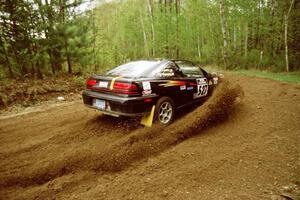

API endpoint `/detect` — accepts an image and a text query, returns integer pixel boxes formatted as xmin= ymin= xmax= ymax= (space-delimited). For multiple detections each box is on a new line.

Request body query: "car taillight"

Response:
xmin=87 ymin=79 xmax=96 ymax=89
xmin=113 ymin=82 xmax=138 ymax=94
xmin=144 ymin=98 xmax=152 ymax=103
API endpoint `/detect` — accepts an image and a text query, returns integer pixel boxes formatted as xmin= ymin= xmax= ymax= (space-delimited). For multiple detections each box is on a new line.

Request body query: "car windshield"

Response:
xmin=106 ymin=61 xmax=163 ymax=77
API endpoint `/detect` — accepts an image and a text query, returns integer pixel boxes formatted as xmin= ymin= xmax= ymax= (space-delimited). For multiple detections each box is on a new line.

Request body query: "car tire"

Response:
xmin=154 ymin=96 xmax=175 ymax=125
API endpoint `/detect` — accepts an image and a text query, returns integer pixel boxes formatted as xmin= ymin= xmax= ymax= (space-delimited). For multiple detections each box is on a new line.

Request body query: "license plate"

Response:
xmin=99 ymin=81 xmax=108 ymax=88
xmin=93 ymin=99 xmax=105 ymax=110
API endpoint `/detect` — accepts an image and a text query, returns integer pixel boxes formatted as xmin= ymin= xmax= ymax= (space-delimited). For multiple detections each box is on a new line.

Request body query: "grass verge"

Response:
xmin=229 ymin=70 xmax=300 ymax=84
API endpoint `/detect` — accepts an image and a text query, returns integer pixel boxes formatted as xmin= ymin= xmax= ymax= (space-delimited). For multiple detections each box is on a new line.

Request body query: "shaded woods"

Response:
xmin=0 ymin=0 xmax=92 ymax=78
xmin=0 ymin=0 xmax=299 ymax=79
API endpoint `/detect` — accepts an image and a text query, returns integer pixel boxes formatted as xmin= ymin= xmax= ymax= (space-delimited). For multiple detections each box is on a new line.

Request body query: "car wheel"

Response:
xmin=155 ymin=96 xmax=175 ymax=125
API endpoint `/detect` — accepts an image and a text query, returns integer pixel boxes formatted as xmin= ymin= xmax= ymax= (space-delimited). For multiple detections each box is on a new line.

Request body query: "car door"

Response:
xmin=174 ymin=61 xmax=209 ymax=102
xmin=155 ymin=62 xmax=188 ymax=107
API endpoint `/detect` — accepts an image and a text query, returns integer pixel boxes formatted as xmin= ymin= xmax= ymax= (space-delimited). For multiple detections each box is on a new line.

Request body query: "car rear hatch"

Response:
xmin=86 ymin=75 xmax=141 ymax=96
xmin=83 ymin=75 xmax=154 ymax=116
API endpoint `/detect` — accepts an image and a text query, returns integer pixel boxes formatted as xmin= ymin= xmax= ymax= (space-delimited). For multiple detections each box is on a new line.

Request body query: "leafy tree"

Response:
xmin=0 ymin=0 xmax=93 ymax=78
xmin=0 ymin=0 xmax=299 ymax=78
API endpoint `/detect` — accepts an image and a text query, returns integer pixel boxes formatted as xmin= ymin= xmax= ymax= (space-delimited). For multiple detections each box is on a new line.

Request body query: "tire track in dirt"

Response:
xmin=0 ymin=80 xmax=242 ymax=188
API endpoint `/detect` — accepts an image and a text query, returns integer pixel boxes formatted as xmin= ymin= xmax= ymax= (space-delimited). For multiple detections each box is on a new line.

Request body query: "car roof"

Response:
xmin=106 ymin=60 xmax=168 ymax=78
xmin=139 ymin=59 xmax=196 ymax=66
xmin=105 ymin=59 xmax=205 ymax=78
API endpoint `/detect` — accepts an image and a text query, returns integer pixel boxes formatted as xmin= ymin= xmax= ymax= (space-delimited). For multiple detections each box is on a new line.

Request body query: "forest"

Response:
xmin=0 ymin=0 xmax=299 ymax=79
xmin=1 ymin=1 xmax=300 ymax=198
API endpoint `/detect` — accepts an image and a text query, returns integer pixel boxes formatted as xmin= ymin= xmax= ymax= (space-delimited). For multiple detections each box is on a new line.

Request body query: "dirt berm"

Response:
xmin=0 ymin=75 xmax=299 ymax=200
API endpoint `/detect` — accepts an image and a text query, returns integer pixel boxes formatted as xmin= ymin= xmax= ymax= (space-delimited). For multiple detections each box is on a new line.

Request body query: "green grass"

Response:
xmin=230 ymin=70 xmax=300 ymax=84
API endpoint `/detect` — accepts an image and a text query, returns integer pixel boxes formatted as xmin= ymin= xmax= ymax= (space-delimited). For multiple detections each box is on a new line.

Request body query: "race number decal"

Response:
xmin=193 ymin=78 xmax=208 ymax=99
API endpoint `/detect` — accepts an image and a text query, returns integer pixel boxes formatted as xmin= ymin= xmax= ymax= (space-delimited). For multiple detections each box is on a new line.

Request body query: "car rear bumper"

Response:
xmin=82 ymin=90 xmax=158 ymax=117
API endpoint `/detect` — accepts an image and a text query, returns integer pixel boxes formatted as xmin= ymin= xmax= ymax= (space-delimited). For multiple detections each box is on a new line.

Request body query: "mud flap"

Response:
xmin=140 ymin=106 xmax=155 ymax=127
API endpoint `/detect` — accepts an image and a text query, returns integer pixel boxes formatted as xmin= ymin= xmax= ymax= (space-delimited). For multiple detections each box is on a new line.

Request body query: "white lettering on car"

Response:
xmin=142 ymin=90 xmax=152 ymax=95
xmin=193 ymin=78 xmax=208 ymax=98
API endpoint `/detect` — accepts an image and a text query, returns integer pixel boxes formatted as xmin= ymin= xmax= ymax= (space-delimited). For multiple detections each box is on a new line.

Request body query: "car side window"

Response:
xmin=175 ymin=61 xmax=204 ymax=77
xmin=158 ymin=63 xmax=183 ymax=78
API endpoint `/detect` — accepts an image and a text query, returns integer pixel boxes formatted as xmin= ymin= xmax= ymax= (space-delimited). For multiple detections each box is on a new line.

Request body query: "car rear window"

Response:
xmin=106 ymin=61 xmax=163 ymax=77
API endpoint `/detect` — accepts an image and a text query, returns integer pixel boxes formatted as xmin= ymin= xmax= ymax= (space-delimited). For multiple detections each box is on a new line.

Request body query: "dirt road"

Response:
xmin=0 ymin=75 xmax=299 ymax=200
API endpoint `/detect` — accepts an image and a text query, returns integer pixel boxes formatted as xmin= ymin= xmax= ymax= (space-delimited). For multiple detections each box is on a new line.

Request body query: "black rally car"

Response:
xmin=82 ymin=60 xmax=219 ymax=125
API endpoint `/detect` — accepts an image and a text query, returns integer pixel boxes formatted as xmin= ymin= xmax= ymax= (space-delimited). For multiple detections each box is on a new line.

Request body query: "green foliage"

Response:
xmin=91 ymin=0 xmax=299 ymax=72
xmin=0 ymin=0 xmax=93 ymax=78
xmin=0 ymin=0 xmax=299 ymax=78
xmin=72 ymin=75 xmax=87 ymax=86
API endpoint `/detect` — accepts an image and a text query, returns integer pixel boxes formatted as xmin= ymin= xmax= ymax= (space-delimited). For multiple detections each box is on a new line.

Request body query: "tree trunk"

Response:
xmin=219 ymin=0 xmax=229 ymax=68
xmin=255 ymin=0 xmax=262 ymax=49
xmin=244 ymin=23 xmax=248 ymax=57
xmin=175 ymin=0 xmax=180 ymax=59
xmin=45 ymin=0 xmax=62 ymax=72
xmin=147 ymin=0 xmax=155 ymax=57
xmin=48 ymin=50 xmax=56 ymax=74
xmin=207 ymin=11 xmax=216 ymax=48
xmin=67 ymin=51 xmax=72 ymax=73
xmin=284 ymin=0 xmax=295 ymax=72
xmin=259 ymin=50 xmax=263 ymax=68
xmin=233 ymin=25 xmax=237 ymax=51
xmin=284 ymin=14 xmax=289 ymax=72
xmin=270 ymin=0 xmax=275 ymax=57
xmin=164 ymin=0 xmax=169 ymax=57
xmin=64 ymin=37 xmax=72 ymax=74
xmin=197 ymin=36 xmax=202 ymax=59
xmin=140 ymin=12 xmax=149 ymax=57
xmin=275 ymin=12 xmax=284 ymax=54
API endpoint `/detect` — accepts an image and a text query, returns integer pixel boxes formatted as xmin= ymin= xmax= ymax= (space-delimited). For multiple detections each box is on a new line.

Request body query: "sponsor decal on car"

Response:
xmin=187 ymin=86 xmax=194 ymax=90
xmin=159 ymin=80 xmax=186 ymax=87
xmin=142 ymin=81 xmax=152 ymax=96
xmin=180 ymin=85 xmax=186 ymax=90
xmin=193 ymin=78 xmax=208 ymax=99
xmin=158 ymin=68 xmax=175 ymax=77
xmin=142 ymin=90 xmax=152 ymax=95
xmin=142 ymin=81 xmax=151 ymax=90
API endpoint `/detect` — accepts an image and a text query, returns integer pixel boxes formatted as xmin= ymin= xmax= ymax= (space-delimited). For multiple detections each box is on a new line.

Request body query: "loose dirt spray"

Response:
xmin=0 ymin=80 xmax=243 ymax=188
xmin=91 ymin=80 xmax=243 ymax=171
